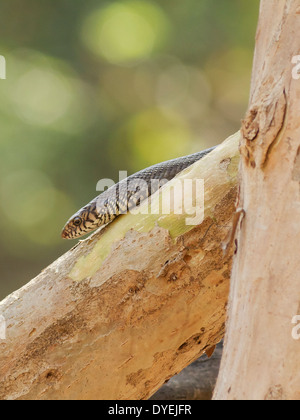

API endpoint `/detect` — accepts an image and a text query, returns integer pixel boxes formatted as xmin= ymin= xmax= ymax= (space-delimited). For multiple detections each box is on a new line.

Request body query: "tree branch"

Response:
xmin=0 ymin=132 xmax=239 ymax=400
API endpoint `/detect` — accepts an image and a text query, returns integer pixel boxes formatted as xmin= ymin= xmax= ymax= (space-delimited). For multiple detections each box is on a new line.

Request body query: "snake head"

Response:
xmin=61 ymin=203 xmax=101 ymax=239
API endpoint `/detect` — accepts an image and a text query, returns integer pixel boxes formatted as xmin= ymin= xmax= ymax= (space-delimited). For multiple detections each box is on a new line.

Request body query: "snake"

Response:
xmin=61 ymin=146 xmax=216 ymax=240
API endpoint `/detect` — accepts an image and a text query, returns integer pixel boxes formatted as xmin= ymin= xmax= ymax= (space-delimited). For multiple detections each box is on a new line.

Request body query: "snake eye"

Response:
xmin=73 ymin=216 xmax=82 ymax=227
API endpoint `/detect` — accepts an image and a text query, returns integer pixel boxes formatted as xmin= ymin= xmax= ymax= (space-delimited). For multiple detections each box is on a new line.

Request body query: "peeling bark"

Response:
xmin=0 ymin=133 xmax=239 ymax=400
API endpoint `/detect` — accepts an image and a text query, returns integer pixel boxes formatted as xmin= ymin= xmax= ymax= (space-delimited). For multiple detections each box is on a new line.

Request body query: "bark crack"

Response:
xmin=241 ymin=87 xmax=287 ymax=168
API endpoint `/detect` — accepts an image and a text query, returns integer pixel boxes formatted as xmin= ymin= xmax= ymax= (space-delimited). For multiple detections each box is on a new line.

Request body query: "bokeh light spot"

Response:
xmin=12 ymin=68 xmax=72 ymax=126
xmin=125 ymin=108 xmax=190 ymax=168
xmin=81 ymin=1 xmax=171 ymax=64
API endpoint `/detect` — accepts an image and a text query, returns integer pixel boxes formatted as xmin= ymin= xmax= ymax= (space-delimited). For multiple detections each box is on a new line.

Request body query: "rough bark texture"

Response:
xmin=0 ymin=133 xmax=239 ymax=400
xmin=214 ymin=0 xmax=300 ymax=400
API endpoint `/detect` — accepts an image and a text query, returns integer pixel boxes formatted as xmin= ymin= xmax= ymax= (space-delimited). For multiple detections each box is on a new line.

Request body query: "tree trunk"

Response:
xmin=0 ymin=133 xmax=239 ymax=400
xmin=214 ymin=0 xmax=300 ymax=400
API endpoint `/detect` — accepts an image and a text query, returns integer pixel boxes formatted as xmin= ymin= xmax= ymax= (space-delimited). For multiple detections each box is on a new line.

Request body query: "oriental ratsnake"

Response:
xmin=62 ymin=146 xmax=216 ymax=240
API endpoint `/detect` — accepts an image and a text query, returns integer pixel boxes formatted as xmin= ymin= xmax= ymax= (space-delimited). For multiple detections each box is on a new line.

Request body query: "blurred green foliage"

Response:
xmin=0 ymin=0 xmax=259 ymax=299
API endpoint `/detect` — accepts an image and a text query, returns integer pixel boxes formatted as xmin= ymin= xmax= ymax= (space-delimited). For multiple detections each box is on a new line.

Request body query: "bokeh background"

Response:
xmin=0 ymin=0 xmax=259 ymax=299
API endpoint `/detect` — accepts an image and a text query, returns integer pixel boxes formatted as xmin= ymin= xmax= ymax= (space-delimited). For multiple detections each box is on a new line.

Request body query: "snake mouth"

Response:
xmin=61 ymin=227 xmax=74 ymax=240
xmin=61 ymin=230 xmax=70 ymax=239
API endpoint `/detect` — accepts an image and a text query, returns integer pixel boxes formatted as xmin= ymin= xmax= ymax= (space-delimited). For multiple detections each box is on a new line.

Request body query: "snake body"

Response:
xmin=62 ymin=146 xmax=216 ymax=239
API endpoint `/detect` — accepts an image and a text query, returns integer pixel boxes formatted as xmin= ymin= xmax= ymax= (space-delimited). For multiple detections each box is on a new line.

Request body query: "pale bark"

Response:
xmin=214 ymin=0 xmax=300 ymax=400
xmin=0 ymin=133 xmax=239 ymax=400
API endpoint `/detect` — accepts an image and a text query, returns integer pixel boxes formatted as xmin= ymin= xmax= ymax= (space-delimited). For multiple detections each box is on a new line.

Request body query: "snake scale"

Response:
xmin=62 ymin=146 xmax=216 ymax=239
